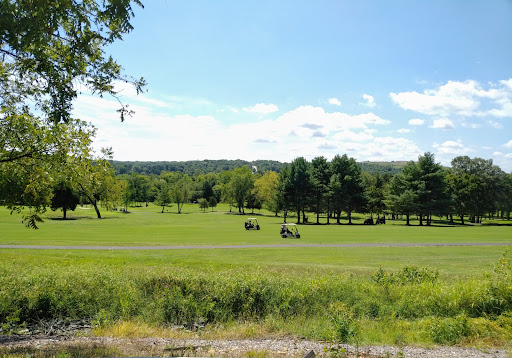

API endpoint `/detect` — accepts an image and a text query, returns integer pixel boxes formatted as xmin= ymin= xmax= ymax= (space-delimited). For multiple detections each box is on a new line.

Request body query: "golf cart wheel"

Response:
xmin=256 ymin=225 xmax=260 ymax=230
xmin=295 ymin=234 xmax=300 ymax=238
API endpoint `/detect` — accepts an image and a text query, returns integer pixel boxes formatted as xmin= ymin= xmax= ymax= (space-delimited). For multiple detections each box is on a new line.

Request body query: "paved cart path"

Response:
xmin=0 ymin=242 xmax=511 ymax=250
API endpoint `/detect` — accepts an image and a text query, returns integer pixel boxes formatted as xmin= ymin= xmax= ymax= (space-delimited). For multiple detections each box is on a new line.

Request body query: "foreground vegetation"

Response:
xmin=1 ymin=205 xmax=511 ymax=352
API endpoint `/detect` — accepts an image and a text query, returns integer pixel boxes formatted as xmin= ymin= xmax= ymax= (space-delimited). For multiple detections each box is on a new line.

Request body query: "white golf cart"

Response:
xmin=245 ymin=218 xmax=260 ymax=230
xmin=280 ymin=223 xmax=300 ymax=238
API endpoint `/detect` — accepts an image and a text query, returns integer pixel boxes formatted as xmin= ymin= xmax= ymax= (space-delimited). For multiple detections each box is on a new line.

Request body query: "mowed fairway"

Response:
xmin=1 ymin=204 xmax=511 ymax=278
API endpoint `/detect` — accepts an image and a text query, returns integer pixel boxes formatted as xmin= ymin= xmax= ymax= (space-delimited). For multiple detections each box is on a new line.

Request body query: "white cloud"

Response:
xmin=329 ymin=98 xmax=341 ymax=106
xmin=430 ymin=118 xmax=455 ymax=130
xmin=361 ymin=94 xmax=376 ymax=108
xmin=397 ymin=128 xmax=410 ymax=133
xmin=488 ymin=120 xmax=503 ymax=129
xmin=461 ymin=121 xmax=480 ymax=129
xmin=390 ymin=78 xmax=512 ymax=118
xmin=433 ymin=140 xmax=474 ymax=165
xmin=408 ymin=118 xmax=425 ymax=126
xmin=243 ymin=103 xmax=279 ymax=114
xmin=504 ymin=140 xmax=512 ymax=148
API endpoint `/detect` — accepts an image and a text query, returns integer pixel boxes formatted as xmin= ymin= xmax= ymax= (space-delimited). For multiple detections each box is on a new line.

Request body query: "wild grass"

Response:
xmin=1 ymin=253 xmax=511 ymax=348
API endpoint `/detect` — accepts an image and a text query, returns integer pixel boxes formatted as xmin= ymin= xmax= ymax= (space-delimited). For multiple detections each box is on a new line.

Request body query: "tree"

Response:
xmin=416 ymin=152 xmax=448 ymax=225
xmin=450 ymin=156 xmax=506 ymax=222
xmin=363 ymin=172 xmax=387 ymax=219
xmin=171 ymin=175 xmax=193 ymax=213
xmin=341 ymin=157 xmax=365 ymax=224
xmin=286 ymin=157 xmax=312 ymax=223
xmin=310 ymin=156 xmax=330 ymax=224
xmin=208 ymin=196 xmax=217 ymax=212
xmin=156 ymin=181 xmax=172 ymax=213
xmin=386 ymin=172 xmax=418 ymax=226
xmin=228 ymin=166 xmax=254 ymax=214
xmin=198 ymin=198 xmax=209 ymax=212
xmin=71 ymin=149 xmax=124 ymax=219
xmin=0 ymin=118 xmax=94 ymax=227
xmin=50 ymin=181 xmax=79 ymax=220
xmin=1 ymin=1 xmax=145 ymax=227
xmin=329 ymin=154 xmax=364 ymax=224
xmin=253 ymin=170 xmax=279 ymax=214
xmin=0 ymin=0 xmax=145 ymax=125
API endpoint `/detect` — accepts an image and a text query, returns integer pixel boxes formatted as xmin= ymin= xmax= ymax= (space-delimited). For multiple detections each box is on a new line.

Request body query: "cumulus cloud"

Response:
xmin=397 ymin=128 xmax=410 ymax=133
xmin=409 ymin=118 xmax=425 ymax=126
xmin=433 ymin=140 xmax=473 ymax=157
xmin=329 ymin=98 xmax=341 ymax=106
xmin=504 ymin=140 xmax=512 ymax=148
xmin=243 ymin=103 xmax=279 ymax=114
xmin=430 ymin=118 xmax=455 ymax=130
xmin=73 ymin=91 xmax=420 ymax=164
xmin=361 ymin=94 xmax=376 ymax=108
xmin=390 ymin=78 xmax=512 ymax=118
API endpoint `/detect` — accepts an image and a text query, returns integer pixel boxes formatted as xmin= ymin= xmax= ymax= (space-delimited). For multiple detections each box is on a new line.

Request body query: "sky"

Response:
xmin=73 ymin=0 xmax=512 ymax=172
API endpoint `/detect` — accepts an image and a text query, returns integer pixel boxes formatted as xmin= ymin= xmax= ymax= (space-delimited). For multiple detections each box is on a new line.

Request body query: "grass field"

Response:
xmin=1 ymin=204 xmax=511 ymax=277
xmin=1 ymin=204 xmax=512 ymax=352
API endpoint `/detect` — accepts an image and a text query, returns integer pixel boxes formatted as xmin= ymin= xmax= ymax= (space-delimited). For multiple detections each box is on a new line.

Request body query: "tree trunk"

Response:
xmin=347 ymin=212 xmax=352 ymax=224
xmin=406 ymin=213 xmax=410 ymax=226
xmin=92 ymin=201 xmax=102 ymax=219
xmin=63 ymin=207 xmax=67 ymax=220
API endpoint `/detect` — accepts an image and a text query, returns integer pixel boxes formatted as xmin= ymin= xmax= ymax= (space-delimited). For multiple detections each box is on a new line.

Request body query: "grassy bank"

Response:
xmin=1 ymin=252 xmax=511 ymax=348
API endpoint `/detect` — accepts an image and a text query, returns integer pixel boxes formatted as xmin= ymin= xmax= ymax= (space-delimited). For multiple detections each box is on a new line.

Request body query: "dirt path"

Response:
xmin=0 ymin=335 xmax=510 ymax=358
xmin=1 ymin=243 xmax=511 ymax=250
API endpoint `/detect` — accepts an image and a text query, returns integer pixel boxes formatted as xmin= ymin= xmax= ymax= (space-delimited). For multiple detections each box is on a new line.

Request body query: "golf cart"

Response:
xmin=280 ymin=223 xmax=300 ymax=238
xmin=245 ymin=218 xmax=260 ymax=230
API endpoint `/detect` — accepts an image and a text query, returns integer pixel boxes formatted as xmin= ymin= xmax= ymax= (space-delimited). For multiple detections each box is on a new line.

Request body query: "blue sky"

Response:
xmin=73 ymin=0 xmax=512 ymax=171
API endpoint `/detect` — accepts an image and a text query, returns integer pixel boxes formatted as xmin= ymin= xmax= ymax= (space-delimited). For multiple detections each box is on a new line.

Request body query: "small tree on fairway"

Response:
xmin=156 ymin=182 xmax=172 ymax=213
xmin=50 ymin=181 xmax=79 ymax=219
xmin=208 ymin=196 xmax=218 ymax=212
xmin=198 ymin=198 xmax=209 ymax=212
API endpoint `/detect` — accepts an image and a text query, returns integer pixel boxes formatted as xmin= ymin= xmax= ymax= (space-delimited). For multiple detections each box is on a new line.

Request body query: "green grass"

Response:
xmin=1 ymin=204 xmax=511 ymax=278
xmin=1 ymin=204 xmax=512 ymax=350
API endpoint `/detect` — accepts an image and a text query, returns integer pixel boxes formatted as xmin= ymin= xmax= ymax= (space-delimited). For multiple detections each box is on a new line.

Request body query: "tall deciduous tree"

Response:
xmin=171 ymin=175 xmax=193 ymax=213
xmin=1 ymin=0 xmax=145 ymax=227
xmin=228 ymin=166 xmax=255 ymax=214
xmin=71 ymin=149 xmax=124 ymax=219
xmin=253 ymin=170 xmax=279 ymax=214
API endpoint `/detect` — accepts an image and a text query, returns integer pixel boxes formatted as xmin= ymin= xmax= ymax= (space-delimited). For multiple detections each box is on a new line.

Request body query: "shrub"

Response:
xmin=428 ymin=314 xmax=471 ymax=344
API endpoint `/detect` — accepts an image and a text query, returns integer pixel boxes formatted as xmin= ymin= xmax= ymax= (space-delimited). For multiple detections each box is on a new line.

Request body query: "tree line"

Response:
xmin=110 ymin=159 xmax=405 ymax=176
xmin=118 ymin=153 xmax=512 ymax=225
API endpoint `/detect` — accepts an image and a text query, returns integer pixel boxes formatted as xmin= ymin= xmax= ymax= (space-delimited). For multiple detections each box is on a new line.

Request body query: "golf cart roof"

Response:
xmin=248 ymin=218 xmax=257 ymax=220
xmin=282 ymin=223 xmax=297 ymax=226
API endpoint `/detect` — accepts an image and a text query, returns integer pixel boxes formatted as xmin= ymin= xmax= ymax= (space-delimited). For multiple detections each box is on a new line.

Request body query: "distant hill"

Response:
xmin=109 ymin=159 xmax=286 ymax=176
xmin=110 ymin=159 xmax=407 ymax=176
xmin=357 ymin=161 xmax=407 ymax=175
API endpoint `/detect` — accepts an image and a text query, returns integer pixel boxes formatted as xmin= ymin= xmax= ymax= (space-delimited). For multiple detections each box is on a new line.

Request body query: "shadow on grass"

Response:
xmin=47 ymin=216 xmax=120 ymax=220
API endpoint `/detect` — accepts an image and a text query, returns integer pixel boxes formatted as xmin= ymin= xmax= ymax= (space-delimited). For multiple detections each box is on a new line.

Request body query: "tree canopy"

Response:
xmin=0 ymin=0 xmax=145 ymax=227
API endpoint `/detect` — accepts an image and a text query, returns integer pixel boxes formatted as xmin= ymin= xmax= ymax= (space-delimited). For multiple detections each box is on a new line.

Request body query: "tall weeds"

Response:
xmin=1 ymin=251 xmax=511 ymax=346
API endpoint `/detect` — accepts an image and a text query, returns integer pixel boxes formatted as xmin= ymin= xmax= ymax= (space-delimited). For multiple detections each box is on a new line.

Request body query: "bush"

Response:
xmin=429 ymin=314 xmax=471 ymax=344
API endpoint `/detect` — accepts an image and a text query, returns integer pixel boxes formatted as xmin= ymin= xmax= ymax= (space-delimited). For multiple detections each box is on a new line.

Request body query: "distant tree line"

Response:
xmin=109 ymin=159 xmax=286 ymax=176
xmin=119 ymin=153 xmax=512 ymax=225
xmin=3 ymin=146 xmax=511 ymax=227
xmin=109 ymin=159 xmax=405 ymax=176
